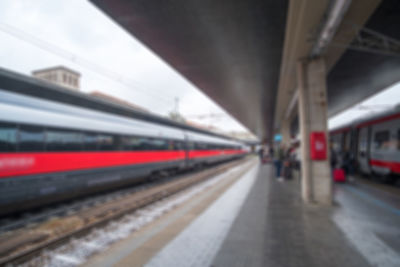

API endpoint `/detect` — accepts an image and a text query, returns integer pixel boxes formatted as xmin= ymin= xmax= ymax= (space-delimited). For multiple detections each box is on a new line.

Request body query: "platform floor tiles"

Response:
xmin=85 ymin=161 xmax=400 ymax=267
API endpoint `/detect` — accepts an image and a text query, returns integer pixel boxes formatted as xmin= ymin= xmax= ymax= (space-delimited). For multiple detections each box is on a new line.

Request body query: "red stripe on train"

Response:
xmin=330 ymin=127 xmax=351 ymax=136
xmin=0 ymin=150 xmax=245 ymax=178
xmin=370 ymin=159 xmax=400 ymax=174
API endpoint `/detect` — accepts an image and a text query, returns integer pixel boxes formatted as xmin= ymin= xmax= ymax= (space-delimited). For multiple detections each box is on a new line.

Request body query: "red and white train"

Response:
xmin=0 ymin=89 xmax=247 ymax=215
xmin=330 ymin=106 xmax=400 ymax=182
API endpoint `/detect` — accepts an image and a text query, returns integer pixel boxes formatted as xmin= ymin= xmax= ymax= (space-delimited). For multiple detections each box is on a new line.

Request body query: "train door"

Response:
xmin=343 ymin=131 xmax=351 ymax=152
xmin=357 ymin=126 xmax=371 ymax=174
xmin=330 ymin=133 xmax=342 ymax=156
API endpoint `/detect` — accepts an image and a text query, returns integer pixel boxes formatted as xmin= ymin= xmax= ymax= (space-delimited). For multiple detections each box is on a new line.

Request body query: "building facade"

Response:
xmin=32 ymin=66 xmax=81 ymax=91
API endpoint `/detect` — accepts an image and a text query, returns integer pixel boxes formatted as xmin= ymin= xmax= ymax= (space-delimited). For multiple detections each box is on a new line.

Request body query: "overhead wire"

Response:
xmin=0 ymin=22 xmax=177 ymax=111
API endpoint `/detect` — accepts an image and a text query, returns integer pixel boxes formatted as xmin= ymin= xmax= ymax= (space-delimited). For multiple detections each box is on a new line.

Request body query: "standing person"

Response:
xmin=258 ymin=146 xmax=264 ymax=162
xmin=274 ymin=144 xmax=284 ymax=180
xmin=343 ymin=150 xmax=354 ymax=177
xmin=330 ymin=145 xmax=337 ymax=170
xmin=283 ymin=146 xmax=292 ymax=179
xmin=269 ymin=147 xmax=274 ymax=158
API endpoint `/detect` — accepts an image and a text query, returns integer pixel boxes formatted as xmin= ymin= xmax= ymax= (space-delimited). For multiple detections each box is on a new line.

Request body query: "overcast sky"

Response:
xmin=0 ymin=0 xmax=399 ymax=135
xmin=0 ymin=0 xmax=249 ymax=132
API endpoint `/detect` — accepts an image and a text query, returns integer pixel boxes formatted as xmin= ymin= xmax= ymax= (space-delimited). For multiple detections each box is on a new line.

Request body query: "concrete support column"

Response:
xmin=297 ymin=57 xmax=332 ymax=205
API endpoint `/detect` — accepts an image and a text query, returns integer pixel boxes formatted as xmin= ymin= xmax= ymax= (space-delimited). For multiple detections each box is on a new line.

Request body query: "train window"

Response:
xmin=170 ymin=140 xmax=175 ymax=150
xmin=46 ymin=129 xmax=83 ymax=151
xmin=194 ymin=142 xmax=200 ymax=150
xmin=83 ymin=133 xmax=98 ymax=151
xmin=195 ymin=142 xmax=208 ymax=150
xmin=373 ymin=131 xmax=390 ymax=150
xmin=173 ymin=140 xmax=184 ymax=150
xmin=113 ymin=135 xmax=123 ymax=150
xmin=162 ymin=139 xmax=170 ymax=150
xmin=138 ymin=137 xmax=150 ymax=150
xmin=174 ymin=140 xmax=185 ymax=150
xmin=120 ymin=136 xmax=141 ymax=151
xmin=187 ymin=141 xmax=194 ymax=150
xmin=181 ymin=141 xmax=188 ymax=150
xmin=150 ymin=138 xmax=168 ymax=150
xmin=196 ymin=143 xmax=203 ymax=150
xmin=0 ymin=122 xmax=17 ymax=152
xmin=97 ymin=134 xmax=115 ymax=151
xmin=168 ymin=140 xmax=174 ymax=150
xmin=131 ymin=137 xmax=149 ymax=150
xmin=136 ymin=137 xmax=148 ymax=150
xmin=121 ymin=136 xmax=131 ymax=151
xmin=19 ymin=125 xmax=45 ymax=151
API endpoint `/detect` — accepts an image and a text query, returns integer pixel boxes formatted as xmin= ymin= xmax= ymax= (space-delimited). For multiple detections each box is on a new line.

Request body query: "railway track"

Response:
xmin=0 ymin=171 xmax=180 ymax=234
xmin=0 ymin=158 xmax=250 ymax=266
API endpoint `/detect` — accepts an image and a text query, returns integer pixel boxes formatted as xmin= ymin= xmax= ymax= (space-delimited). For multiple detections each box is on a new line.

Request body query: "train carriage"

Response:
xmin=0 ymin=89 xmax=247 ymax=215
xmin=329 ymin=106 xmax=400 ymax=183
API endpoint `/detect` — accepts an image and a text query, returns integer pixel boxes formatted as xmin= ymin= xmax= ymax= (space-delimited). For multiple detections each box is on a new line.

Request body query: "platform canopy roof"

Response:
xmin=91 ymin=0 xmax=400 ymax=141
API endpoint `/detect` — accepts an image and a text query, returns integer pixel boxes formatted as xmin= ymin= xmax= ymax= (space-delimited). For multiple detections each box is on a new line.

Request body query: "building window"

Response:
xmin=63 ymin=73 xmax=67 ymax=83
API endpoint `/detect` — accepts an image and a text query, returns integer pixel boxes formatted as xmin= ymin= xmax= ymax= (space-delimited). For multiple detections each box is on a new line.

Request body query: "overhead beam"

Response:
xmin=330 ymin=25 xmax=400 ymax=57
xmin=275 ymin=0 xmax=382 ymax=132
xmin=311 ymin=0 xmax=352 ymax=57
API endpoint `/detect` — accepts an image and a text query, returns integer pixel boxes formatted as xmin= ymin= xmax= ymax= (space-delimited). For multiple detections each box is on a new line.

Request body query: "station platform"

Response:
xmin=84 ymin=160 xmax=400 ymax=267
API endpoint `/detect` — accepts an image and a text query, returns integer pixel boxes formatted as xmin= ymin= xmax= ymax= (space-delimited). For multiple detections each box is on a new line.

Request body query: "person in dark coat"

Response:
xmin=342 ymin=150 xmax=353 ymax=176
xmin=258 ymin=147 xmax=264 ymax=161
xmin=330 ymin=147 xmax=337 ymax=169
xmin=274 ymin=144 xmax=285 ymax=179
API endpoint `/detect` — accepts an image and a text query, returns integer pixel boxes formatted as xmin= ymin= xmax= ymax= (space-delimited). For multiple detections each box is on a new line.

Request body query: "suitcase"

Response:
xmin=333 ymin=168 xmax=346 ymax=182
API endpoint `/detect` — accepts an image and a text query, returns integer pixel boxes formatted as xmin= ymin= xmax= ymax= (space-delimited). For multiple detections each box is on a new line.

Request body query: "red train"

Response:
xmin=330 ymin=105 xmax=400 ymax=183
xmin=0 ymin=89 xmax=247 ymax=215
